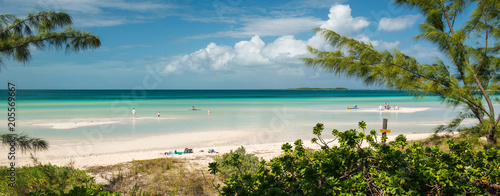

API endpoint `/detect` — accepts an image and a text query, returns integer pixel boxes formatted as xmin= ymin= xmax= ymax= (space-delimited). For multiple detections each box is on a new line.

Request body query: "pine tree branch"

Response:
xmin=0 ymin=31 xmax=100 ymax=54
xmin=1 ymin=15 xmax=35 ymax=35
xmin=441 ymin=0 xmax=455 ymax=35
xmin=364 ymin=60 xmax=489 ymax=118
xmin=476 ymin=0 xmax=489 ymax=74
xmin=470 ymin=0 xmax=495 ymax=123
xmin=305 ymin=43 xmax=489 ymax=119
xmin=408 ymin=77 xmax=485 ymax=122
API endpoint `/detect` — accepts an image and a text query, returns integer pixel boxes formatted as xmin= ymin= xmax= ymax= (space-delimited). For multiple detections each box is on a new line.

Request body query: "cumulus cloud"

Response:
xmin=234 ymin=36 xmax=270 ymax=66
xmin=188 ymin=4 xmax=369 ymax=40
xmin=163 ymin=35 xmax=310 ymax=75
xmin=263 ymin=36 xmax=309 ymax=62
xmin=166 ymin=43 xmax=235 ymax=73
xmin=305 ymin=4 xmax=370 ymax=51
xmin=320 ymin=4 xmax=370 ymax=35
xmin=164 ymin=4 xmax=409 ymax=79
xmin=378 ymin=15 xmax=419 ymax=32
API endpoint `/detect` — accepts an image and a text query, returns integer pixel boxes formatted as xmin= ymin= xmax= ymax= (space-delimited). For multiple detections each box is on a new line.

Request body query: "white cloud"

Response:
xmin=189 ymin=17 xmax=324 ymax=39
xmin=306 ymin=34 xmax=330 ymax=51
xmin=320 ymin=4 xmax=370 ymax=35
xmin=303 ymin=4 xmax=371 ymax=51
xmin=283 ymin=0 xmax=347 ymax=9
xmin=173 ymin=43 xmax=236 ymax=72
xmin=378 ymin=15 xmax=419 ymax=32
xmin=240 ymin=17 xmax=323 ymax=37
xmin=2 ymin=0 xmax=175 ymax=27
xmin=263 ymin=35 xmax=309 ymax=62
xmin=192 ymin=4 xmax=369 ymax=39
xmin=164 ymin=4 xmax=412 ymax=80
xmin=234 ymin=36 xmax=270 ymax=66
xmin=163 ymin=35 xmax=309 ymax=76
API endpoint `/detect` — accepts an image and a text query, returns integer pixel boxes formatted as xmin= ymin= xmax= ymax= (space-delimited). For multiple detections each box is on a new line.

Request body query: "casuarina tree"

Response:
xmin=0 ymin=10 xmax=101 ymax=154
xmin=303 ymin=0 xmax=500 ymax=146
xmin=0 ymin=10 xmax=101 ymax=66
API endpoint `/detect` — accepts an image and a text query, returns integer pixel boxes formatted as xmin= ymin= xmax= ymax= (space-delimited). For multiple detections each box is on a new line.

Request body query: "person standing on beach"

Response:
xmin=158 ymin=111 xmax=160 ymax=117
xmin=132 ymin=108 xmax=136 ymax=118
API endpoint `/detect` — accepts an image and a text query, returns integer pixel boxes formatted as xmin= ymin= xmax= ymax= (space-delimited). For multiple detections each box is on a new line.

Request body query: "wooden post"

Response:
xmin=382 ymin=118 xmax=388 ymax=144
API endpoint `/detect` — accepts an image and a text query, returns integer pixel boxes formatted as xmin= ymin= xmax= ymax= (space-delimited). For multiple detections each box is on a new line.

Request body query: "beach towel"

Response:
xmin=174 ymin=150 xmax=184 ymax=155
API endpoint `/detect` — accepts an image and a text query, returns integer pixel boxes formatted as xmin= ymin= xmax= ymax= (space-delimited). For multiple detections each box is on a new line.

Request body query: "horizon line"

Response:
xmin=2 ymin=88 xmax=392 ymax=91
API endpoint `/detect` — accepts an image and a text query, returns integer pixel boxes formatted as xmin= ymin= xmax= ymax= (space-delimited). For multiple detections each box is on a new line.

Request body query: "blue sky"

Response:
xmin=0 ymin=0 xmax=443 ymax=89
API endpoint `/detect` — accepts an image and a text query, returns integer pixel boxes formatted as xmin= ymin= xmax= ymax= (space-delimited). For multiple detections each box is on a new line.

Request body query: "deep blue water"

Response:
xmin=1 ymin=89 xmax=416 ymax=100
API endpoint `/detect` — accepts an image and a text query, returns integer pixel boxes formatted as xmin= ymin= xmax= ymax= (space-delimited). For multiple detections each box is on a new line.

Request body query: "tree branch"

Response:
xmin=1 ymin=11 xmax=71 ymax=36
xmin=470 ymin=0 xmax=495 ymax=128
xmin=476 ymin=0 xmax=489 ymax=74
xmin=200 ymin=170 xmax=222 ymax=195
xmin=1 ymin=15 xmax=35 ymax=35
xmin=441 ymin=0 xmax=455 ymax=35
xmin=377 ymin=61 xmax=489 ymax=118
xmin=0 ymin=32 xmax=100 ymax=53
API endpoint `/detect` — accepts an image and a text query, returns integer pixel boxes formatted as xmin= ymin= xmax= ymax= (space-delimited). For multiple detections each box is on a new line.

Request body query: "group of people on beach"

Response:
xmin=132 ymin=106 xmax=210 ymax=118
xmin=378 ymin=103 xmax=400 ymax=111
xmin=132 ymin=108 xmax=161 ymax=118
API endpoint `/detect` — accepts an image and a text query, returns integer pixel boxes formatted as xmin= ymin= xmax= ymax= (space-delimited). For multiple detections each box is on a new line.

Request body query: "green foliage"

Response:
xmin=0 ymin=10 xmax=101 ymax=66
xmin=28 ymin=177 xmax=120 ymax=196
xmin=302 ymin=0 xmax=500 ymax=145
xmin=210 ymin=146 xmax=263 ymax=182
xmin=0 ymin=164 xmax=118 ymax=196
xmin=210 ymin=122 xmax=500 ymax=195
xmin=1 ymin=133 xmax=48 ymax=154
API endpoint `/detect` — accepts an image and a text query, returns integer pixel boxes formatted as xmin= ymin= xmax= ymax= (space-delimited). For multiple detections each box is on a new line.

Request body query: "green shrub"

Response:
xmin=211 ymin=146 xmax=262 ymax=181
xmin=209 ymin=122 xmax=500 ymax=195
xmin=0 ymin=164 xmax=118 ymax=196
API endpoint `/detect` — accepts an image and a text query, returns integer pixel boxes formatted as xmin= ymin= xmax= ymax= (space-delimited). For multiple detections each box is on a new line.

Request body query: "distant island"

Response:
xmin=284 ymin=87 xmax=348 ymax=90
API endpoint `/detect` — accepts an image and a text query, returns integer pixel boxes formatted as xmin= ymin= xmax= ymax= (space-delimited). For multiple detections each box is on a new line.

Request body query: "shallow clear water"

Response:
xmin=0 ymin=90 xmax=470 ymax=145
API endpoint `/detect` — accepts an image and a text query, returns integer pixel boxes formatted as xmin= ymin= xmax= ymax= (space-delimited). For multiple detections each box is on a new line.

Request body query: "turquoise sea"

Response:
xmin=1 ymin=90 xmax=465 ymax=146
xmin=0 ymin=90 xmax=462 ymax=143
